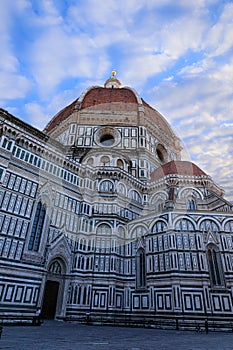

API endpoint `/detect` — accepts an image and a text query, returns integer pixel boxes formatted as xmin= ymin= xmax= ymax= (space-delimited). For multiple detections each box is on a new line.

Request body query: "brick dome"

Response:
xmin=81 ymin=87 xmax=138 ymax=109
xmin=44 ymin=83 xmax=175 ymax=139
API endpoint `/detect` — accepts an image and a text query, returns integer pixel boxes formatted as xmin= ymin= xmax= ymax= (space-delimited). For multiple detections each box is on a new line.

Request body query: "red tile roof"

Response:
xmin=82 ymin=87 xmax=138 ymax=108
xmin=150 ymin=160 xmax=207 ymax=182
xmin=44 ymin=99 xmax=78 ymax=133
xmin=44 ymin=86 xmax=175 ymax=139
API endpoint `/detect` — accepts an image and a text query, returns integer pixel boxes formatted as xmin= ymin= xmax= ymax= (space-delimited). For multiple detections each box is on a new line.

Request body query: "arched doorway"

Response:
xmin=41 ymin=258 xmax=66 ymax=319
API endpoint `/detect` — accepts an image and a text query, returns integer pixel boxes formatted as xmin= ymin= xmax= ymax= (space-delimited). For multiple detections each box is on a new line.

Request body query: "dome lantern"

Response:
xmin=104 ymin=70 xmax=122 ymax=88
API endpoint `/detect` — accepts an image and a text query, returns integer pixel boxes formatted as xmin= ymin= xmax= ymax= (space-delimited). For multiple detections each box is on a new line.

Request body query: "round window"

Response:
xmin=100 ymin=134 xmax=115 ymax=146
xmin=94 ymin=127 xmax=121 ymax=147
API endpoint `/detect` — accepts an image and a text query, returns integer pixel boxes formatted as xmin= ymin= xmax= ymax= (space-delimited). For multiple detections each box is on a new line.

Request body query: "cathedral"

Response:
xmin=1 ymin=73 xmax=233 ymax=329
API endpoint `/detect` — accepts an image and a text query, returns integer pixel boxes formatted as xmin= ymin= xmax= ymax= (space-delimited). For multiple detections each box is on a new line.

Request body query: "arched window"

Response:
xmin=117 ymin=159 xmax=124 ymax=168
xmin=131 ymin=226 xmax=147 ymax=239
xmin=157 ymin=201 xmax=164 ymax=212
xmin=175 ymin=219 xmax=195 ymax=232
xmin=49 ymin=260 xmax=62 ymax=274
xmin=99 ymin=180 xmax=114 ymax=192
xmin=200 ymin=219 xmax=219 ymax=232
xmin=96 ymin=223 xmax=112 ymax=235
xmin=130 ymin=190 xmax=142 ymax=204
xmin=117 ymin=183 xmax=126 ymax=196
xmin=224 ymin=220 xmax=233 ymax=233
xmin=187 ymin=199 xmax=196 ymax=210
xmin=136 ymin=248 xmax=146 ymax=289
xmin=100 ymin=155 xmax=110 ymax=165
xmin=118 ymin=226 xmax=125 ymax=238
xmin=207 ymin=244 xmax=225 ymax=287
xmin=28 ymin=201 xmax=46 ymax=251
xmin=152 ymin=220 xmax=167 ymax=233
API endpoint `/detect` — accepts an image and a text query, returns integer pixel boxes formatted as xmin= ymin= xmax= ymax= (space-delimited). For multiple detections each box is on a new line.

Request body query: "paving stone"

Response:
xmin=1 ymin=320 xmax=233 ymax=350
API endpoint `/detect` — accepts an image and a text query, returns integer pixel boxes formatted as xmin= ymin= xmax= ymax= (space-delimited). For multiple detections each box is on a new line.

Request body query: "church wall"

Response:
xmin=1 ymin=108 xmax=233 ymax=328
xmin=0 ymin=139 xmax=43 ymax=318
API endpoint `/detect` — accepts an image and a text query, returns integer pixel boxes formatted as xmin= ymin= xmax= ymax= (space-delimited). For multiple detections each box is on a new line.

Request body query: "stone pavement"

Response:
xmin=1 ymin=320 xmax=233 ymax=350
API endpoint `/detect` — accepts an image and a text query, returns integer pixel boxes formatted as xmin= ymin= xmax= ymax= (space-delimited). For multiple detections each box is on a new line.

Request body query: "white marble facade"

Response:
xmin=0 ymin=77 xmax=233 ymax=325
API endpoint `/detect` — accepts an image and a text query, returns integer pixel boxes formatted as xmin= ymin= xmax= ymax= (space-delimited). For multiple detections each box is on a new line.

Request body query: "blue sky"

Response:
xmin=1 ymin=0 xmax=233 ymax=201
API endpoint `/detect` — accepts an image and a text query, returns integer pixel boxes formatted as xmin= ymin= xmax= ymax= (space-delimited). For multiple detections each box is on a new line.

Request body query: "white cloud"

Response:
xmin=146 ymin=49 xmax=233 ymax=200
xmin=24 ymin=86 xmax=85 ymax=130
xmin=0 ymin=0 xmax=31 ymax=100
xmin=29 ymin=30 xmax=88 ymax=93
xmin=204 ymin=3 xmax=233 ymax=57
xmin=25 ymin=0 xmax=215 ymax=97
xmin=66 ymin=0 xmax=143 ymax=29
xmin=29 ymin=0 xmax=63 ymax=27
xmin=24 ymin=102 xmax=50 ymax=130
xmin=121 ymin=54 xmax=174 ymax=91
xmin=0 ymin=0 xmax=232 ymax=201
xmin=178 ymin=58 xmax=215 ymax=78
xmin=0 ymin=72 xmax=31 ymax=100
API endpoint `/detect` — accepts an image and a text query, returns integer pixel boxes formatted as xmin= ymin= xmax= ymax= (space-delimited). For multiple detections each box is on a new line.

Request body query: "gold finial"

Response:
xmin=111 ymin=69 xmax=116 ymax=77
